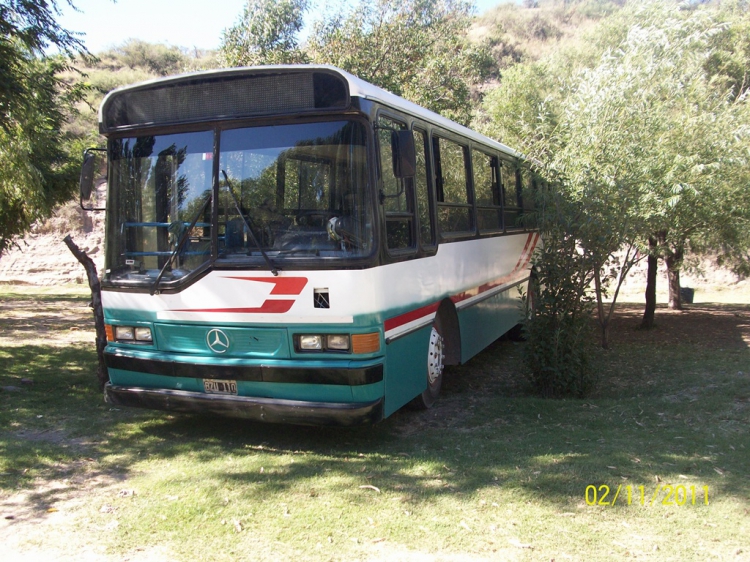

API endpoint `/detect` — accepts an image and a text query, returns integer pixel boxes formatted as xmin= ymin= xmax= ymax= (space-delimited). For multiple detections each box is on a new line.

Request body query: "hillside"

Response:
xmin=0 ymin=205 xmax=105 ymax=286
xmin=471 ymin=0 xmax=625 ymax=72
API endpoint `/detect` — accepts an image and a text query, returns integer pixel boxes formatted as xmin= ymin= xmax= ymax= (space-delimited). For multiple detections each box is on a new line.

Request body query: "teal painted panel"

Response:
xmin=153 ymin=323 xmax=289 ymax=358
xmin=382 ymin=325 xmax=432 ymax=417
xmin=104 ymin=308 xmax=385 ymax=361
xmin=458 ymin=288 xmax=523 ymax=363
xmin=106 ymin=346 xmax=384 ymax=372
xmin=240 ymin=380 xmax=354 ymax=402
xmin=351 ymin=381 xmax=384 ymax=402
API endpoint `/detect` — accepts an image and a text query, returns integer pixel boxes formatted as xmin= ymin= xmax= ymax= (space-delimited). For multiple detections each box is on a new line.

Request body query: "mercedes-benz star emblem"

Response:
xmin=206 ymin=329 xmax=230 ymax=354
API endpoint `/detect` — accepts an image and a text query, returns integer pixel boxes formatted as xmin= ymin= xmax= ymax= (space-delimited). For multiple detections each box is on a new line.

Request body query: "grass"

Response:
xmin=1 ymin=286 xmax=749 ymax=561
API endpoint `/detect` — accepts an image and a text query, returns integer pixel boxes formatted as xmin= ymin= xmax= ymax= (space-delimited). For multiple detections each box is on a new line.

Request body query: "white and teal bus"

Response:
xmin=80 ymin=65 xmax=540 ymax=425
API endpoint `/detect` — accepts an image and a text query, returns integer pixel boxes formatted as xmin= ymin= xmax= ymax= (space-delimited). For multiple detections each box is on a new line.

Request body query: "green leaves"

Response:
xmin=220 ymin=0 xmax=310 ymax=66
xmin=0 ymin=2 xmax=89 ymax=254
xmin=0 ymin=51 xmax=82 ymax=254
xmin=521 ymin=188 xmax=598 ymax=397
xmin=306 ymin=0 xmax=491 ymax=125
xmin=484 ymin=1 xmax=750 ymax=350
xmin=220 ymin=0 xmax=491 ymax=126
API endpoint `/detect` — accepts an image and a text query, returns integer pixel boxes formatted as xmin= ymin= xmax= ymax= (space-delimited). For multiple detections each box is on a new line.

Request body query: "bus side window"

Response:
xmin=473 ymin=150 xmax=502 ymax=233
xmin=434 ymin=136 xmax=473 ymax=237
xmin=519 ymin=166 xmax=537 ymax=229
xmin=501 ymin=162 xmax=522 ymax=231
xmin=413 ymin=128 xmax=435 ymax=248
xmin=378 ymin=116 xmax=415 ymax=253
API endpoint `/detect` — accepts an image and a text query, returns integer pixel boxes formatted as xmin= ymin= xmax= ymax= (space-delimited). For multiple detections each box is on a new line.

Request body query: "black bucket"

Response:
xmin=680 ymin=287 xmax=694 ymax=304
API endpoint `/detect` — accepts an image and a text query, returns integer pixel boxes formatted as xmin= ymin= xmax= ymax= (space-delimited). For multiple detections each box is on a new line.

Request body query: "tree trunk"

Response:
xmin=640 ymin=236 xmax=658 ymax=329
xmin=665 ymin=245 xmax=684 ymax=311
xmin=64 ymin=235 xmax=109 ymax=390
xmin=593 ymin=267 xmax=609 ymax=349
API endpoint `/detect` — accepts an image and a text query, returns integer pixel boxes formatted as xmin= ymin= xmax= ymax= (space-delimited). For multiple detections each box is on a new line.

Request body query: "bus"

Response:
xmin=79 ymin=65 xmax=540 ymax=425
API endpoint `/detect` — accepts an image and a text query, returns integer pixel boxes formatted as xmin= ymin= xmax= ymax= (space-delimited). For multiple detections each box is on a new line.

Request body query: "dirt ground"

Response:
xmin=604 ymin=303 xmax=750 ymax=349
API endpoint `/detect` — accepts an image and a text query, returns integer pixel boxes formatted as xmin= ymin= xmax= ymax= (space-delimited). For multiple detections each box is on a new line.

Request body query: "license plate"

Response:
xmin=203 ymin=379 xmax=238 ymax=395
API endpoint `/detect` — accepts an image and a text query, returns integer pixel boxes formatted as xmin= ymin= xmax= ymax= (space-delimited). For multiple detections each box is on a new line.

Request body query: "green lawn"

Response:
xmin=1 ymin=286 xmax=748 ymax=561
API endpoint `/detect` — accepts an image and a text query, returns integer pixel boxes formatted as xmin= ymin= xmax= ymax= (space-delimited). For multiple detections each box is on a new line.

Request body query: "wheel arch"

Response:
xmin=436 ymin=298 xmax=461 ymax=366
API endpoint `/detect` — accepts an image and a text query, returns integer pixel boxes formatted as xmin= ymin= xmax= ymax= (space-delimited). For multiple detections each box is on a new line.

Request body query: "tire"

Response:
xmin=411 ymin=320 xmax=445 ymax=410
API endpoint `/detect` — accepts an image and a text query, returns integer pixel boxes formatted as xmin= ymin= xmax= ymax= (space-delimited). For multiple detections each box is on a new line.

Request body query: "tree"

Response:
xmin=522 ymin=180 xmax=599 ymax=397
xmin=0 ymin=0 xmax=89 ymax=254
xmin=306 ymin=0 xmax=493 ymax=125
xmin=483 ymin=47 xmax=653 ymax=348
xmin=220 ymin=0 xmax=309 ymax=66
xmin=218 ymin=0 xmax=492 ymax=125
xmin=483 ymin=1 xmax=750 ymax=344
xmin=0 ymin=0 xmax=85 ymax=130
xmin=571 ymin=1 xmax=750 ymax=320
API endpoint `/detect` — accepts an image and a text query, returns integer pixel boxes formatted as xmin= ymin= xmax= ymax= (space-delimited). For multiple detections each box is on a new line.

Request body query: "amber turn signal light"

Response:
xmin=351 ymin=333 xmax=380 ymax=354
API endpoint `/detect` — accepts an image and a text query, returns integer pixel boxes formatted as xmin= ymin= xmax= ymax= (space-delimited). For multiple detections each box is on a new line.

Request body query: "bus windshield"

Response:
xmin=104 ymin=120 xmax=373 ymax=288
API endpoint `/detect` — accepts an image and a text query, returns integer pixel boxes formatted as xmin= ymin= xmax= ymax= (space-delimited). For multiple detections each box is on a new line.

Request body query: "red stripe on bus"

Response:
xmin=384 ymin=301 xmax=440 ymax=332
xmin=522 ymin=232 xmax=540 ymax=269
xmin=387 ymin=272 xmax=522 ymax=331
xmin=451 ymin=272 xmax=516 ymax=304
xmin=513 ymin=232 xmax=535 ymax=271
xmin=172 ymin=299 xmax=296 ymax=314
xmin=385 ymin=232 xmax=540 ymax=332
xmin=224 ymin=276 xmax=308 ymax=295
xmin=514 ymin=232 xmax=539 ymax=271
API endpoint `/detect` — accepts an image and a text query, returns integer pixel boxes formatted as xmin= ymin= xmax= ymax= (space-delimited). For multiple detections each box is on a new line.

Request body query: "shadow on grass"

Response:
xmin=111 ymin=389 xmax=748 ymax=504
xmin=1 ymin=343 xmax=104 ymax=474
xmin=1 ymin=303 xmax=748 ymax=527
xmin=0 ymin=296 xmax=93 ymax=337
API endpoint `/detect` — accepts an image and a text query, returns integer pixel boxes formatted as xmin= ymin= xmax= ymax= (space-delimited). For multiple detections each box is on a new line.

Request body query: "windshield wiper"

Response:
xmin=150 ymin=192 xmax=212 ymax=296
xmin=221 ymin=170 xmax=279 ymax=276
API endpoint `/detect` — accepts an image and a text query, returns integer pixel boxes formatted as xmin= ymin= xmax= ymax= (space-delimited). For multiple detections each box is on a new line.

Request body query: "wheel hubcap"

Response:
xmin=427 ymin=326 xmax=445 ymax=385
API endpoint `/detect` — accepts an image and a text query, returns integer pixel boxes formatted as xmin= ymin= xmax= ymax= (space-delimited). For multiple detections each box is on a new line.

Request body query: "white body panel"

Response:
xmin=102 ymin=232 xmax=538 ymax=331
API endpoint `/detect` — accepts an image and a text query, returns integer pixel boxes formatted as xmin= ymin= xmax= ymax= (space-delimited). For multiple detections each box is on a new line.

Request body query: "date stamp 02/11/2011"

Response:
xmin=585 ymin=484 xmax=710 ymax=507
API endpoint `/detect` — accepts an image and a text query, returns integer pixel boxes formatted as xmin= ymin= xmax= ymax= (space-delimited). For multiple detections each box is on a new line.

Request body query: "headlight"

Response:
xmin=296 ymin=333 xmax=377 ymax=353
xmin=110 ymin=325 xmax=152 ymax=343
xmin=115 ymin=326 xmax=135 ymax=340
xmin=135 ymin=327 xmax=153 ymax=342
xmin=299 ymin=335 xmax=323 ymax=350
xmin=326 ymin=334 xmax=350 ymax=351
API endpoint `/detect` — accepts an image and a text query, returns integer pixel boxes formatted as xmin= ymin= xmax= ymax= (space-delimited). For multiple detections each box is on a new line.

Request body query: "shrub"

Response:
xmin=521 ymin=190 xmax=598 ymax=398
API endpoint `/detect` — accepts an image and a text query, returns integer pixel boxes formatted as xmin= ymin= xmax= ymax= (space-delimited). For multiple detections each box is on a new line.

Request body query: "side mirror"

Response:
xmin=80 ymin=148 xmax=107 ymax=211
xmin=391 ymin=130 xmax=416 ymax=179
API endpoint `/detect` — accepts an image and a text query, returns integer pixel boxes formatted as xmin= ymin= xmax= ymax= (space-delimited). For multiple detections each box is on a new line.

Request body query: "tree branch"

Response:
xmin=64 ymin=235 xmax=109 ymax=390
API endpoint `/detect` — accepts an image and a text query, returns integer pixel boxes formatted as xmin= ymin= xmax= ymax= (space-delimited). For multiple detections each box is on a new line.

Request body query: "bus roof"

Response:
xmin=99 ymin=64 xmax=522 ymax=159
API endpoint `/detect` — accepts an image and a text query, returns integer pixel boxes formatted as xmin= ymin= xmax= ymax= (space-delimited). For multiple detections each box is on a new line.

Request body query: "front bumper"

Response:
xmin=105 ymin=383 xmax=383 ymax=426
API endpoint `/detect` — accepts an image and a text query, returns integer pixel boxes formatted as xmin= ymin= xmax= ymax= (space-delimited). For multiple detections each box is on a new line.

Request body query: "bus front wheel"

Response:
xmin=411 ymin=320 xmax=445 ymax=410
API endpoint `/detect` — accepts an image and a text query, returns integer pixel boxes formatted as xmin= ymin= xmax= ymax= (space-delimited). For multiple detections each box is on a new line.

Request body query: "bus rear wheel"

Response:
xmin=411 ymin=321 xmax=445 ymax=410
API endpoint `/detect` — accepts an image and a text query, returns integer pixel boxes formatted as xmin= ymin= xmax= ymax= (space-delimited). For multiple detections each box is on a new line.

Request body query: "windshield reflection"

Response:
xmin=217 ymin=120 xmax=372 ymax=261
xmin=104 ymin=120 xmax=372 ymax=288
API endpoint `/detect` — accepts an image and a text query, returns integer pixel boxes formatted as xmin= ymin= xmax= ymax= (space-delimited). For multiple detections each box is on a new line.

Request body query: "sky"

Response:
xmin=57 ymin=0 xmax=510 ymax=54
